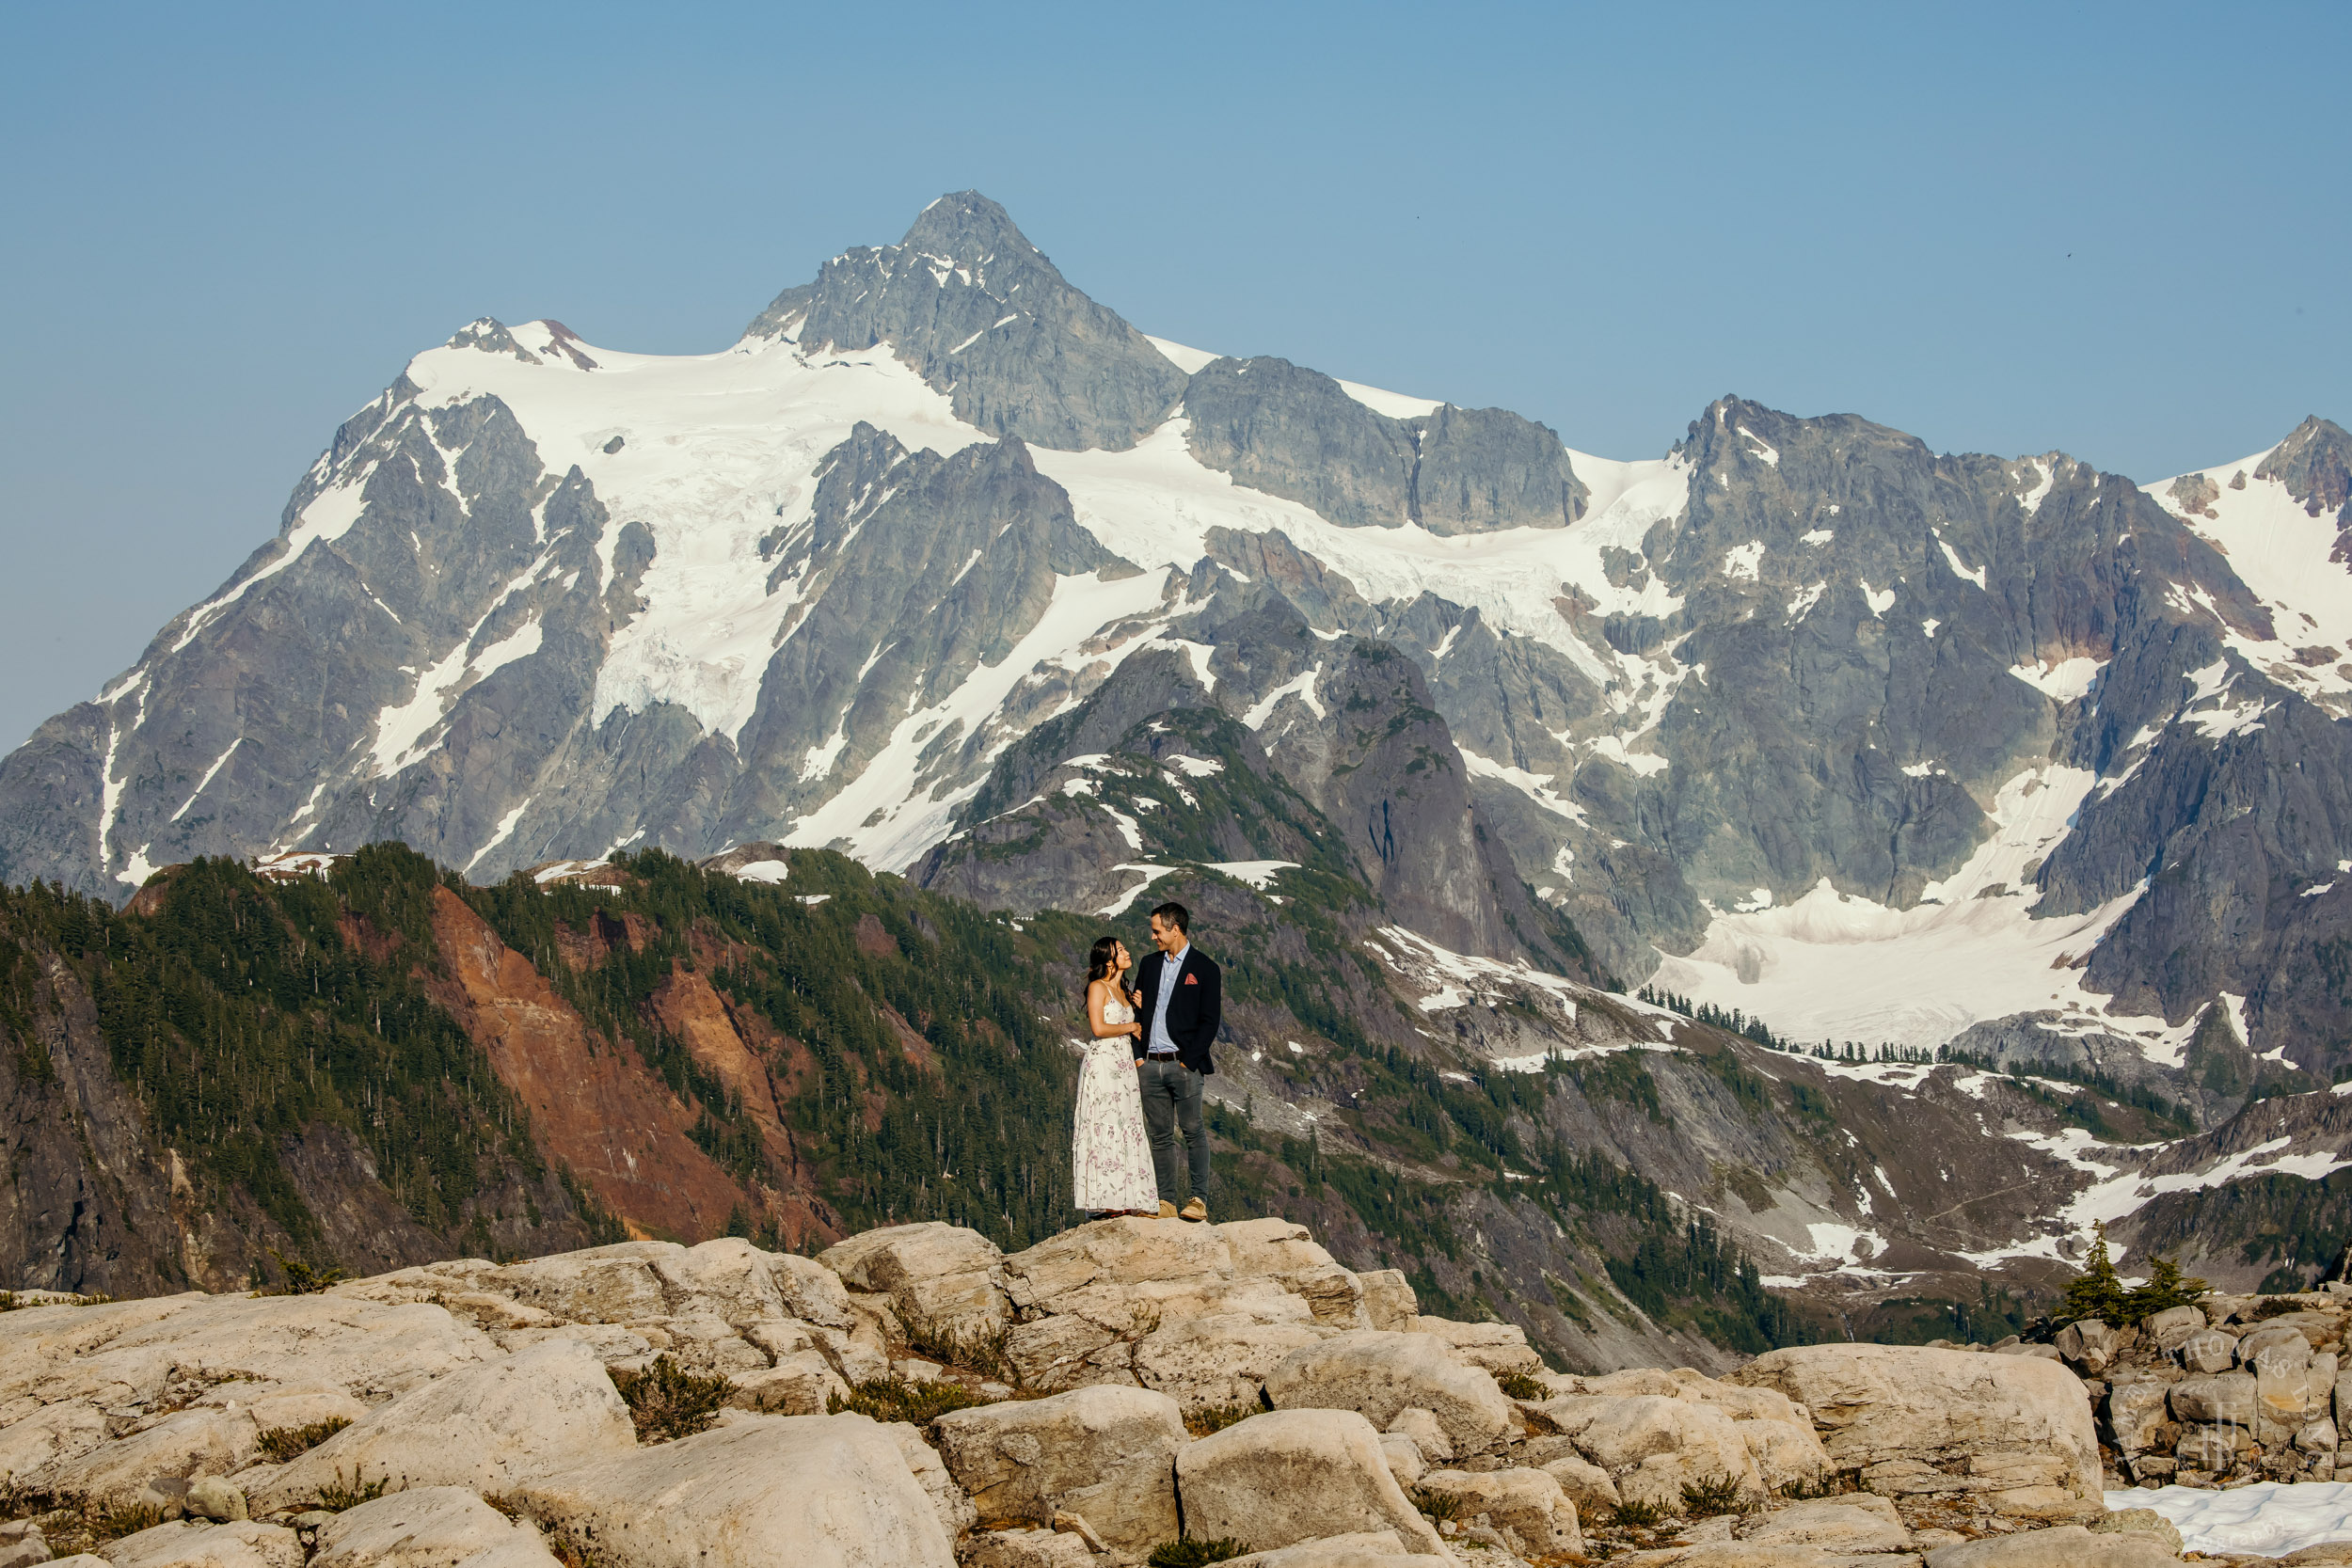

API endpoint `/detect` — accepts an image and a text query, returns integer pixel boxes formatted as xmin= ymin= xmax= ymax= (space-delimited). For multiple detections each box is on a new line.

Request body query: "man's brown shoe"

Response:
xmin=1158 ymin=1200 xmax=1179 ymax=1219
xmin=1181 ymin=1197 xmax=1208 ymax=1222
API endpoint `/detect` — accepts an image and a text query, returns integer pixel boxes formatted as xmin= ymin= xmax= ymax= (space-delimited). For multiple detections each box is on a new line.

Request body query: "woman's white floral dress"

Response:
xmin=1073 ymin=999 xmax=1156 ymax=1212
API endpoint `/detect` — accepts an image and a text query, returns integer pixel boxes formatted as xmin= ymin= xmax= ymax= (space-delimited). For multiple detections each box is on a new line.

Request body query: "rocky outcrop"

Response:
xmin=2038 ymin=1284 xmax=2352 ymax=1491
xmin=1173 ymin=1409 xmax=1449 ymax=1558
xmin=308 ymin=1486 xmax=562 ymax=1568
xmin=1263 ymin=1332 xmax=1516 ymax=1456
xmin=516 ymin=1414 xmax=956 ymax=1568
xmin=932 ymin=1386 xmax=1185 ymax=1551
xmin=1728 ymin=1343 xmax=2103 ymax=1525
xmin=248 ymin=1339 xmax=634 ymax=1512
xmin=1 ymin=1214 xmax=2288 ymax=1567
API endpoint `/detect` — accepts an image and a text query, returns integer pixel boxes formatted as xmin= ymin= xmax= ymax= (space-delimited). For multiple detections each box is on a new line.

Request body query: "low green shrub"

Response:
xmin=1679 ymin=1472 xmax=1746 ymax=1516
xmin=1607 ymin=1497 xmax=1669 ymax=1529
xmin=262 ymin=1252 xmax=350 ymax=1296
xmin=612 ymin=1355 xmax=736 ymax=1443
xmin=313 ymin=1467 xmax=392 ymax=1512
xmin=899 ymin=1313 xmax=1016 ymax=1384
xmin=89 ymin=1502 xmax=166 ymax=1542
xmin=825 ymin=1373 xmax=984 ymax=1426
xmin=259 ymin=1417 xmax=352 ymax=1463
xmin=1184 ymin=1402 xmax=1261 ymax=1437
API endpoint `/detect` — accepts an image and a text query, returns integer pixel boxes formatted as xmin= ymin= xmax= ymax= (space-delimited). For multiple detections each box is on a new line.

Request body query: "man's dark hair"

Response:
xmin=1150 ymin=900 xmax=1191 ymax=934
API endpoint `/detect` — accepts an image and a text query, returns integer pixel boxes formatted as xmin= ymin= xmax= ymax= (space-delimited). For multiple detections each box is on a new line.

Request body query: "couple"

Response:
xmin=1074 ymin=900 xmax=1220 ymax=1221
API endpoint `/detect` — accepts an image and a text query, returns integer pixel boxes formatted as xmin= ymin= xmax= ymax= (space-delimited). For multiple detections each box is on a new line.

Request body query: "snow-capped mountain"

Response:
xmin=5 ymin=190 xmax=2351 ymax=1114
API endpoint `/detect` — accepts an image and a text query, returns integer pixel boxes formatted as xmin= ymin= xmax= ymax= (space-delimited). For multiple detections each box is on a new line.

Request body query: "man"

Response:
xmin=1131 ymin=899 xmax=1220 ymax=1221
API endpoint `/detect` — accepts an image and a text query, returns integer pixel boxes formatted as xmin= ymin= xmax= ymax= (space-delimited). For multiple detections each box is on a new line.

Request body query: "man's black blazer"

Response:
xmin=1131 ymin=945 xmax=1220 ymax=1073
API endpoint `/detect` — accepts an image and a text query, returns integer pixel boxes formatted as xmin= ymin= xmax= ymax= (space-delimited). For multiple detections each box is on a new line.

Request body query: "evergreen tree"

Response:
xmin=2058 ymin=1221 xmax=2131 ymax=1324
xmin=2123 ymin=1253 xmax=2210 ymax=1321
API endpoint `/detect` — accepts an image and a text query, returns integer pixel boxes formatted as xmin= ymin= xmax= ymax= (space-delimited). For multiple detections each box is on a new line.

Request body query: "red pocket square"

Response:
xmin=1183 ymin=974 xmax=1199 ymax=985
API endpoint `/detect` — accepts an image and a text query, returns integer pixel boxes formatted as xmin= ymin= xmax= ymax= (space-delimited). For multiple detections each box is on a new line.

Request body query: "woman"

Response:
xmin=1073 ymin=935 xmax=1157 ymax=1217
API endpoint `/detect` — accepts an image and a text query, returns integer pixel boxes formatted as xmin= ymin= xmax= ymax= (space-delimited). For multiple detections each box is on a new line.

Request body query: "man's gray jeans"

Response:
xmin=1138 ymin=1056 xmax=1209 ymax=1205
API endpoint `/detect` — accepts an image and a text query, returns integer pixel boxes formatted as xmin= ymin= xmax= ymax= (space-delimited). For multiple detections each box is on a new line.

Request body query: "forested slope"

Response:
xmin=0 ymin=842 xmax=1841 ymax=1370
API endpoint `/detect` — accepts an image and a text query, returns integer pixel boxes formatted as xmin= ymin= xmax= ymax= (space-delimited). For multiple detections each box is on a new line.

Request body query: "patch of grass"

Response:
xmin=1495 ymin=1370 xmax=1549 ymax=1400
xmin=612 ymin=1355 xmax=735 ymax=1443
xmin=313 ymin=1467 xmax=392 ymax=1512
xmin=259 ymin=1417 xmax=352 ymax=1463
xmin=1184 ymin=1402 xmax=1262 ymax=1437
xmin=1607 ymin=1497 xmax=1670 ymax=1529
xmin=1679 ymin=1472 xmax=1746 ymax=1517
xmin=2249 ymin=1296 xmax=2311 ymax=1322
xmin=1147 ymin=1537 xmax=1248 ymax=1566
xmin=1408 ymin=1485 xmax=1463 ymax=1524
xmin=825 ymin=1373 xmax=985 ymax=1427
xmin=88 ymin=1501 xmax=167 ymax=1542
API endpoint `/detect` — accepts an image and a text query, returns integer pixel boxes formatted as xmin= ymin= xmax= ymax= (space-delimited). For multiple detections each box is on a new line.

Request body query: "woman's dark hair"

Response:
xmin=1087 ymin=936 xmax=1121 ymax=983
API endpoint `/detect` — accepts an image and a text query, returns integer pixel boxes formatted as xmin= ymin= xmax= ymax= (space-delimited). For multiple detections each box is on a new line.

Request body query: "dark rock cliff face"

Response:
xmin=1182 ymin=357 xmax=1587 ymax=534
xmin=1184 ymin=357 xmax=1421 ymax=529
xmin=0 ymin=379 xmax=624 ymax=896
xmin=917 ymin=597 xmax=1592 ymax=976
xmin=726 ymin=424 xmax=1127 ymax=829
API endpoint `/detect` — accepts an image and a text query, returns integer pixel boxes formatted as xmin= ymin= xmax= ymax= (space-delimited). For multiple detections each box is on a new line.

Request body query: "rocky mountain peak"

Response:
xmin=897 ymin=189 xmax=1049 ymax=276
xmin=2257 ymin=414 xmax=2352 ymax=521
xmin=739 ymin=193 xmax=1184 ymax=451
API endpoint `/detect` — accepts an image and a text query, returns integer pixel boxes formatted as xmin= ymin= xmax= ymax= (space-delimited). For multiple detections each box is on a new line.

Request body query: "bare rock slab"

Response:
xmin=818 ymin=1222 xmax=1009 ymax=1337
xmin=1413 ymin=1465 xmax=1582 ymax=1555
xmin=251 ymin=1339 xmax=632 ymax=1512
xmin=40 ymin=1409 xmax=259 ymax=1510
xmin=1172 ymin=1408 xmax=1447 ymax=1558
xmin=1133 ymin=1315 xmax=1330 ymax=1416
xmin=1225 ymin=1531 xmax=1452 ymax=1567
xmin=310 ymin=1486 xmax=561 ymax=1568
xmin=1921 ymin=1522 xmax=2186 ymax=1566
xmin=94 ymin=1522 xmax=301 ymax=1568
xmin=1263 ymin=1331 xmax=1513 ymax=1456
xmin=933 ymin=1385 xmax=1184 ymax=1551
xmin=1001 ymin=1217 xmax=1232 ymax=1311
xmin=1740 ymin=1493 xmax=1911 ymax=1552
xmin=1728 ymin=1343 xmax=2102 ymax=1518
xmin=513 ymin=1412 xmax=954 ymax=1568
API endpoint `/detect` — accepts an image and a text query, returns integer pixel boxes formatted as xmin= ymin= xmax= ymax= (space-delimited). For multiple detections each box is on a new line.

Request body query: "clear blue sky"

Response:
xmin=3 ymin=1 xmax=2344 ymax=750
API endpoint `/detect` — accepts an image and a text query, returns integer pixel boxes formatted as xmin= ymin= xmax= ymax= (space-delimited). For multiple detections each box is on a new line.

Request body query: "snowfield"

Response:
xmin=2117 ymin=1481 xmax=2352 ymax=1558
xmin=1648 ymin=764 xmax=2172 ymax=1053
